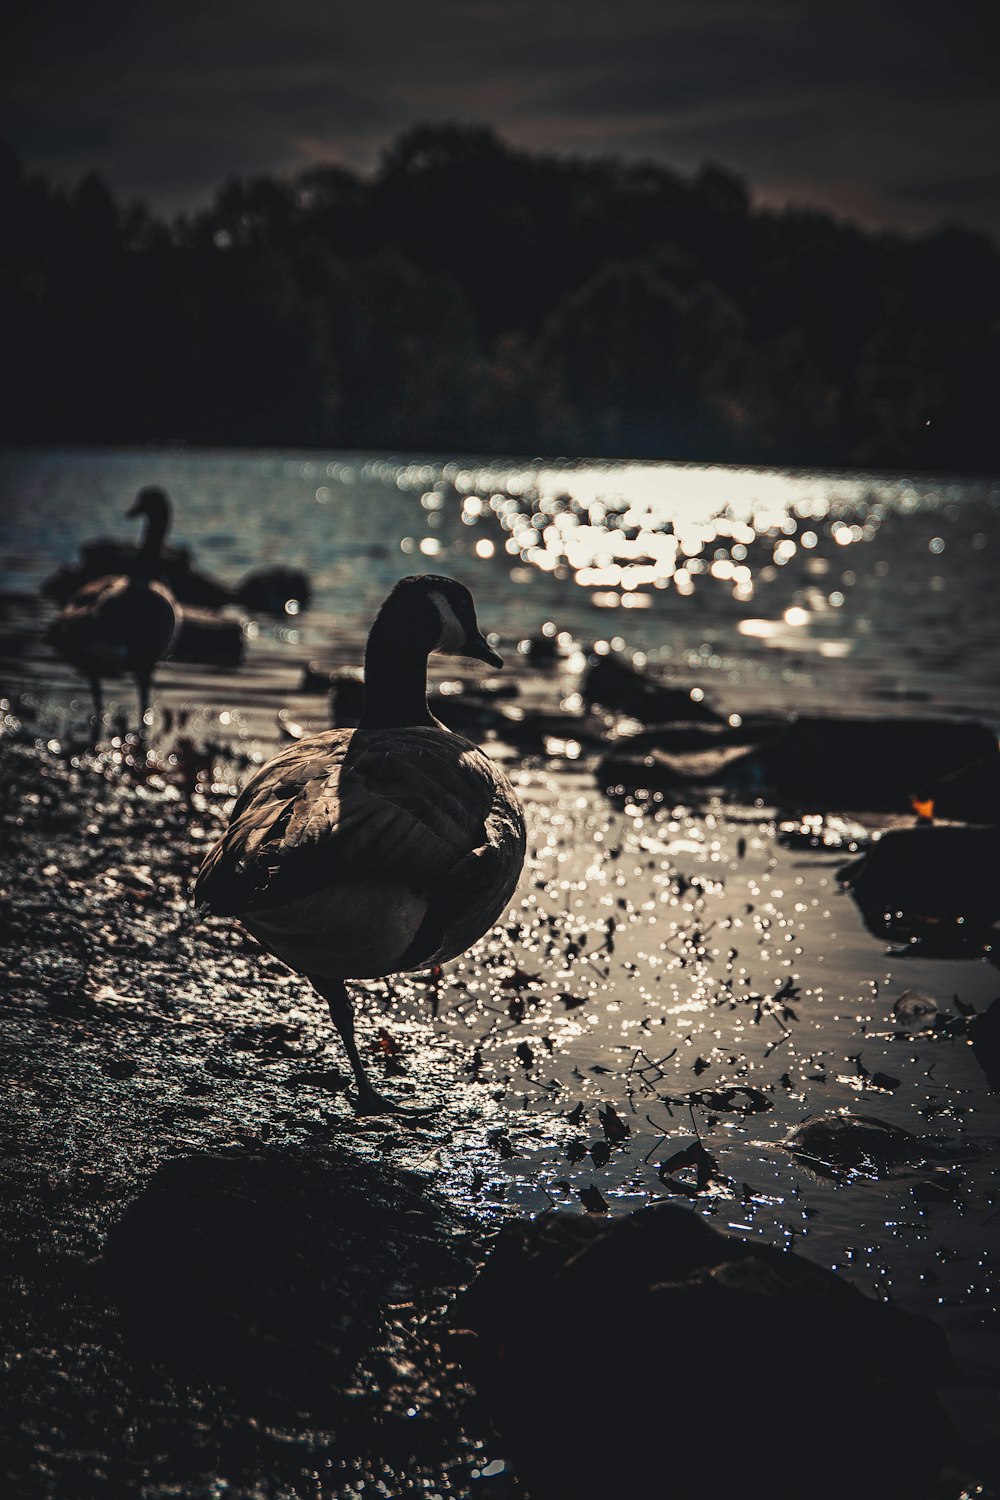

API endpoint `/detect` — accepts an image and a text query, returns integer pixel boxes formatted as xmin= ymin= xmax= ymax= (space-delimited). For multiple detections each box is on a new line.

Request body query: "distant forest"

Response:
xmin=4 ymin=123 xmax=1000 ymax=471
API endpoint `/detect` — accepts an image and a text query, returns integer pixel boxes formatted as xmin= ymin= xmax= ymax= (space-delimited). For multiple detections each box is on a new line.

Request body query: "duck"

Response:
xmin=49 ymin=487 xmax=181 ymax=735
xmin=194 ymin=575 xmax=527 ymax=1113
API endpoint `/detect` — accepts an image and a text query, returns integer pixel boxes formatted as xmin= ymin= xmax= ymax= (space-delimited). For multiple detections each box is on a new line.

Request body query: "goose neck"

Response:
xmin=359 ymin=622 xmax=435 ymax=730
xmin=132 ymin=508 xmax=169 ymax=579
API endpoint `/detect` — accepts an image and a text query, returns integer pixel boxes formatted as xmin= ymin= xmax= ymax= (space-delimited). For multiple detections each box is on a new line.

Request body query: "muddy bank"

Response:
xmin=0 ymin=725 xmax=493 ymax=1497
xmin=2 ymin=697 xmax=999 ymax=1498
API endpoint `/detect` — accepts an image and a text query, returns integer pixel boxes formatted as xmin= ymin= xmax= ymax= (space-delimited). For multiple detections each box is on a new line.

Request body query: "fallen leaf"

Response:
xmin=658 ymin=1140 xmax=719 ymax=1195
xmin=598 ymin=1103 xmax=630 ymax=1144
xmin=578 ymin=1185 xmax=610 ymax=1213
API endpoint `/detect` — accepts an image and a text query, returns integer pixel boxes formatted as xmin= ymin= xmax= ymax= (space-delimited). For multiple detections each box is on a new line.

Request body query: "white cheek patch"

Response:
xmin=429 ymin=590 xmax=467 ymax=653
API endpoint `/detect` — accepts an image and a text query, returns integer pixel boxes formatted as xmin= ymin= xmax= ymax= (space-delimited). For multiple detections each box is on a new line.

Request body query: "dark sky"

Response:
xmin=3 ymin=0 xmax=998 ymax=239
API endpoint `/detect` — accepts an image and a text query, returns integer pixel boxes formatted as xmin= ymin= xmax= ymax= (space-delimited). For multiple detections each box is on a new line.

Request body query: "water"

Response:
xmin=3 ymin=447 xmax=1000 ymax=1484
xmin=3 ymin=447 xmax=999 ymax=724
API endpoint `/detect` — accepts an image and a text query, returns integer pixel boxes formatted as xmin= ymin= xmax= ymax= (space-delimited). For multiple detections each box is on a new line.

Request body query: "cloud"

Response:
xmin=2 ymin=0 xmax=998 ymax=236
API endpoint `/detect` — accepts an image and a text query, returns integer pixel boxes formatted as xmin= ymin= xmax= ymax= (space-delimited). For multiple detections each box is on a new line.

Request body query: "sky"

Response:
xmin=3 ymin=0 xmax=998 ymax=240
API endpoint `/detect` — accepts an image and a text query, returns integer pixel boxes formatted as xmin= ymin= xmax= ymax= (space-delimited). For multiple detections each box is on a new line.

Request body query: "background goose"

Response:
xmin=49 ymin=487 xmax=180 ymax=734
xmin=195 ymin=575 xmax=527 ymax=1113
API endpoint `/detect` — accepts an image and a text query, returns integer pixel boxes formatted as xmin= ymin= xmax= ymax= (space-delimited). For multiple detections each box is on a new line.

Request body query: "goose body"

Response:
xmin=50 ymin=487 xmax=180 ymax=732
xmin=195 ymin=576 xmax=526 ymax=1112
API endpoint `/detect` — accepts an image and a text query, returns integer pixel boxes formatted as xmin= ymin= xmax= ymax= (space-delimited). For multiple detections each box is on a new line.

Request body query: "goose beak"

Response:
xmin=125 ymin=498 xmax=141 ymax=518
xmin=465 ymin=631 xmax=504 ymax=669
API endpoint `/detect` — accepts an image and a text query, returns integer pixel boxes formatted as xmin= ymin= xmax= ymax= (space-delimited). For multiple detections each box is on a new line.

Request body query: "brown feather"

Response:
xmin=195 ymin=724 xmax=525 ymax=975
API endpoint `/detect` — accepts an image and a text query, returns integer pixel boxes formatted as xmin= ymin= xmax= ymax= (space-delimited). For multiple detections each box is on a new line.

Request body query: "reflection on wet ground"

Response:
xmin=2 ymin=695 xmax=998 ymax=1495
xmin=2 ymin=448 xmax=999 ymax=1496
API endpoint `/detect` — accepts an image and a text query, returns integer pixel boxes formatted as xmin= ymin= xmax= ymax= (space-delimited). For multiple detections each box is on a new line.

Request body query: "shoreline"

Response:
xmin=2 ymin=669 xmax=998 ymax=1494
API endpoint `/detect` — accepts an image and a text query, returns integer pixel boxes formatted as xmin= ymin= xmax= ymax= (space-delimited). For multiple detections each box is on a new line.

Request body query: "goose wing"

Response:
xmin=195 ymin=726 xmax=523 ymax=921
xmin=51 ymin=575 xmax=179 ymax=671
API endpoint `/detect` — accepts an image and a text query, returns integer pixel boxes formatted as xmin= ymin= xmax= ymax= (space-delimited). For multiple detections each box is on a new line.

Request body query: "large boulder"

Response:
xmin=172 ymin=606 xmax=245 ymax=667
xmin=839 ymin=824 xmax=1000 ymax=954
xmin=582 ymin=652 xmax=721 ymax=725
xmin=104 ymin=1149 xmax=467 ymax=1415
xmin=235 ymin=566 xmax=311 ymax=616
xmin=741 ymin=716 xmax=996 ymax=811
xmin=451 ymin=1205 xmax=955 ymax=1500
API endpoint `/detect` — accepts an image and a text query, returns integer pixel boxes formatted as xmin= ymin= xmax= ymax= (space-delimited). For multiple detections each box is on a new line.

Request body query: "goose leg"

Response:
xmin=88 ymin=677 xmax=104 ymax=742
xmin=310 ymin=975 xmax=427 ymax=1116
xmin=136 ymin=672 xmax=151 ymax=740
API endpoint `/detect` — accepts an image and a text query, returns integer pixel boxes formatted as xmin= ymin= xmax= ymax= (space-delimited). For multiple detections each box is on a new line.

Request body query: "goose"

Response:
xmin=195 ymin=575 xmax=527 ymax=1113
xmin=49 ymin=487 xmax=180 ymax=734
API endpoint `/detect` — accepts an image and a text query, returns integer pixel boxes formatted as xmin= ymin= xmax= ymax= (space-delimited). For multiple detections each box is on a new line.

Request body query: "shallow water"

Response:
xmin=3 ymin=447 xmax=1000 ymax=722
xmin=2 ymin=447 xmax=1000 ymax=1492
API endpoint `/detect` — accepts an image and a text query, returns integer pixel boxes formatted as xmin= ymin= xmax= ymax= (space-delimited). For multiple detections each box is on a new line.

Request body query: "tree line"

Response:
xmin=3 ymin=122 xmax=999 ymax=471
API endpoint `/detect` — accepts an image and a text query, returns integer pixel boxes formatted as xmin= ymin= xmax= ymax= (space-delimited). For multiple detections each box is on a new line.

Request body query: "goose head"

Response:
xmin=377 ymin=575 xmax=503 ymax=667
xmin=126 ymin=486 xmax=171 ymax=527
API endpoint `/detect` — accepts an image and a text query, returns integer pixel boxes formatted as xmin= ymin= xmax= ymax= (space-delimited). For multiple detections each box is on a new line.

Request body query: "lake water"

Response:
xmin=3 ymin=446 xmax=999 ymax=726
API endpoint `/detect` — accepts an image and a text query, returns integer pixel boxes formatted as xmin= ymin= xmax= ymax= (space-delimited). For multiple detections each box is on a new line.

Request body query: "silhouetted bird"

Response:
xmin=50 ymin=487 xmax=180 ymax=735
xmin=195 ymin=576 xmax=526 ymax=1112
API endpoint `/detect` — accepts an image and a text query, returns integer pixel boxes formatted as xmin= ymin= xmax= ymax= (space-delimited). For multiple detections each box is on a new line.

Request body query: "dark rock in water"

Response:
xmin=42 ymin=541 xmax=232 ymax=610
xmin=969 ymin=997 xmax=1000 ymax=1090
xmin=451 ymin=1205 xmax=955 ymax=1500
xmin=839 ymin=825 xmax=1000 ymax=954
xmin=235 ymin=566 xmax=311 ymax=616
xmin=300 ymin=659 xmax=344 ymax=693
xmin=611 ymin=718 xmax=777 ymax=756
xmin=736 ymin=716 xmax=996 ymax=811
xmin=518 ymin=628 xmax=561 ymax=666
xmin=932 ymin=750 xmax=1000 ymax=825
xmin=104 ymin=1150 xmax=467 ymax=1416
xmin=600 ymin=740 xmax=751 ymax=793
xmin=328 ymin=672 xmax=515 ymax=734
xmin=329 ymin=669 xmax=366 ymax=727
xmin=497 ymin=707 xmax=603 ymax=752
xmin=893 ymin=989 xmax=939 ymax=1023
xmin=172 ymin=607 xmax=245 ymax=667
xmin=582 ymin=651 xmax=721 ymax=725
xmin=599 ymin=718 xmax=785 ymax=793
xmin=432 ymin=692 xmax=504 ymax=739
xmin=786 ymin=1112 xmax=932 ymax=1178
xmin=777 ymin=812 xmax=870 ymax=853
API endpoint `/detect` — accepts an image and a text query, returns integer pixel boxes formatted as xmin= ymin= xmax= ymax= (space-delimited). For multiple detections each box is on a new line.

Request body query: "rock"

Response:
xmin=432 ymin=693 xmax=504 ymax=738
xmin=599 ymin=738 xmax=753 ymax=793
xmin=300 ymin=659 xmax=343 ymax=694
xmin=610 ymin=720 xmax=773 ymax=755
xmin=517 ymin=628 xmax=562 ymax=666
xmin=235 ymin=566 xmax=312 ymax=616
xmin=328 ymin=669 xmax=366 ymax=727
xmin=736 ymin=716 xmax=997 ymax=812
xmin=839 ymin=825 xmax=1000 ymax=954
xmin=497 ymin=707 xmax=602 ymax=753
xmin=969 ymin=997 xmax=1000 ymax=1090
xmin=785 ymin=1111 xmax=970 ymax=1178
xmin=932 ymin=751 xmax=1000 ymax=825
xmin=582 ymin=652 xmax=721 ymax=725
xmin=328 ymin=673 xmax=514 ymax=735
xmin=104 ymin=1150 xmax=466 ymax=1414
xmin=450 ymin=1205 xmax=955 ymax=1500
xmin=777 ymin=813 xmax=870 ymax=852
xmin=172 ymin=607 xmax=246 ymax=667
xmin=893 ymin=989 xmax=939 ymax=1023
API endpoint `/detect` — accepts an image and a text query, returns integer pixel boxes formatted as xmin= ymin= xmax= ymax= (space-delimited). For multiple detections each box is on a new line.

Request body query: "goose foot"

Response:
xmin=352 ymin=1086 xmax=437 ymax=1119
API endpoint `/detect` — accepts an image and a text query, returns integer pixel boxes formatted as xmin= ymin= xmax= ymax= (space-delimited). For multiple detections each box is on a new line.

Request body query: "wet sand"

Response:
xmin=2 ymin=625 xmax=999 ymax=1495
